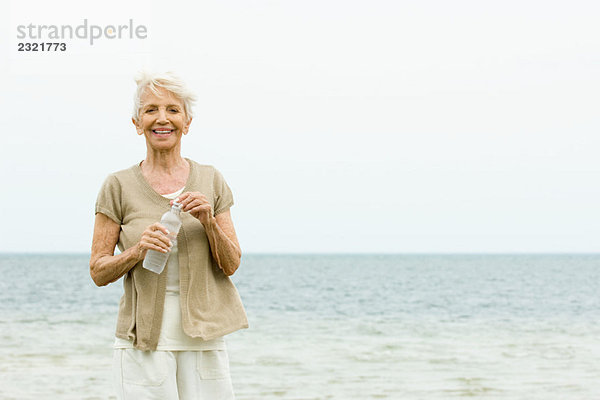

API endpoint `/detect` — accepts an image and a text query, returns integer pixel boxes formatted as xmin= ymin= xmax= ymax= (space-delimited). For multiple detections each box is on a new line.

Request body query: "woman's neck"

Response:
xmin=142 ymin=148 xmax=187 ymax=175
xmin=140 ymin=150 xmax=190 ymax=194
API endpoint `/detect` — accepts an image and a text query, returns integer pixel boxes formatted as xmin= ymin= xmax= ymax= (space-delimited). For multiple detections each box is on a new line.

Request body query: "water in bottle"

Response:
xmin=142 ymin=201 xmax=183 ymax=274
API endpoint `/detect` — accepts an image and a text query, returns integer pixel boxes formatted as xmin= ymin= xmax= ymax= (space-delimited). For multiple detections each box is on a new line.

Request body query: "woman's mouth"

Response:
xmin=152 ymin=129 xmax=174 ymax=136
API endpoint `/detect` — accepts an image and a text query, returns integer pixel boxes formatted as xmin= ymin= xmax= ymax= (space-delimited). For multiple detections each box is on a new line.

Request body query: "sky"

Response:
xmin=1 ymin=0 xmax=599 ymax=253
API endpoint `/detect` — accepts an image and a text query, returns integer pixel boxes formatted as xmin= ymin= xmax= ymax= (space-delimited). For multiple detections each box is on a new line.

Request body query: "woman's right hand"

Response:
xmin=135 ymin=222 xmax=172 ymax=261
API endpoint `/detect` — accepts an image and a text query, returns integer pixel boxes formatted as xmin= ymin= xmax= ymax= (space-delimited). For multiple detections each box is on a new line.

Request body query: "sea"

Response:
xmin=0 ymin=254 xmax=599 ymax=399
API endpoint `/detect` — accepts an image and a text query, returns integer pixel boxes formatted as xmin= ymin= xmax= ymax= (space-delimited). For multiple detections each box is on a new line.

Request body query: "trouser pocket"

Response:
xmin=118 ymin=349 xmax=169 ymax=386
xmin=196 ymin=350 xmax=230 ymax=380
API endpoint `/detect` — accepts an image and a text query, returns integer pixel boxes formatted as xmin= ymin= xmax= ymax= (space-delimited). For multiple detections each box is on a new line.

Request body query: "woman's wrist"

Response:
xmin=131 ymin=242 xmax=145 ymax=263
xmin=203 ymin=215 xmax=218 ymax=230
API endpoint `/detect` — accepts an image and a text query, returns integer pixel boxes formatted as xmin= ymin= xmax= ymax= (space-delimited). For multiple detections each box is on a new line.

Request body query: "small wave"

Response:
xmin=428 ymin=357 xmax=459 ymax=364
xmin=541 ymin=347 xmax=576 ymax=360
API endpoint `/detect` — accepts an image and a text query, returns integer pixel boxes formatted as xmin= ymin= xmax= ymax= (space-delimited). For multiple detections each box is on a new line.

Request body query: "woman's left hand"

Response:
xmin=172 ymin=192 xmax=214 ymax=226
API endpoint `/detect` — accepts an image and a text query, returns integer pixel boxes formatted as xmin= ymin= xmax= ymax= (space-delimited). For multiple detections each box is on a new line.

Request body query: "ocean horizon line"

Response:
xmin=1 ymin=251 xmax=599 ymax=257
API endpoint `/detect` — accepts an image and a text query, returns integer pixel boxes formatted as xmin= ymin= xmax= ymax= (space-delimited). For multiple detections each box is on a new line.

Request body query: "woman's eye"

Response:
xmin=145 ymin=108 xmax=156 ymax=113
xmin=169 ymin=108 xmax=179 ymax=113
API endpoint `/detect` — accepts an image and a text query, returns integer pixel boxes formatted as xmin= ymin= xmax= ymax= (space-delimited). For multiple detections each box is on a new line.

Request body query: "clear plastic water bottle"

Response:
xmin=142 ymin=201 xmax=183 ymax=274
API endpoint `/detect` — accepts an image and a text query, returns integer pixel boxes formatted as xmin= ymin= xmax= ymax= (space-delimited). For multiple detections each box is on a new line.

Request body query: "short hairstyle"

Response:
xmin=132 ymin=71 xmax=197 ymax=123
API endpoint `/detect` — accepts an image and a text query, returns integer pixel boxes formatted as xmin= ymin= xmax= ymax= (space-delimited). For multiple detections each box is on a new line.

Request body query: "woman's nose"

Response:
xmin=157 ymin=108 xmax=168 ymax=122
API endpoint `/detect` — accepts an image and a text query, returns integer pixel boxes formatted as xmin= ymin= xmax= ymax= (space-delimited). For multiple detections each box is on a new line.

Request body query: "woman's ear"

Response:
xmin=132 ymin=117 xmax=143 ymax=135
xmin=183 ymin=117 xmax=193 ymax=135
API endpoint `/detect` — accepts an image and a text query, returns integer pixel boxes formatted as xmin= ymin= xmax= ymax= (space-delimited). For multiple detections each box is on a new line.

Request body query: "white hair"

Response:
xmin=132 ymin=71 xmax=197 ymax=123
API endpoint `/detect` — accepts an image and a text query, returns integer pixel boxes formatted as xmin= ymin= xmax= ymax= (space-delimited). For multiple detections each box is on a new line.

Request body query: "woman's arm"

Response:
xmin=175 ymin=192 xmax=241 ymax=276
xmin=89 ymin=213 xmax=172 ymax=286
xmin=204 ymin=210 xmax=242 ymax=276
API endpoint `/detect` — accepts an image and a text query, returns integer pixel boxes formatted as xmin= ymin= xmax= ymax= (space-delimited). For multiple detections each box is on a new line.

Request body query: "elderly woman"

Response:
xmin=90 ymin=71 xmax=248 ymax=400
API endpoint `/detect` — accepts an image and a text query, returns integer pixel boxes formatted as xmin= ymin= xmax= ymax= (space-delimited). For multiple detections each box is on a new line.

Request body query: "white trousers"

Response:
xmin=113 ymin=349 xmax=235 ymax=400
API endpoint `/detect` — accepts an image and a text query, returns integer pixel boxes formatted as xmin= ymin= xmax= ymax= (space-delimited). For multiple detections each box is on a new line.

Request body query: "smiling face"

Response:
xmin=133 ymin=86 xmax=192 ymax=151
